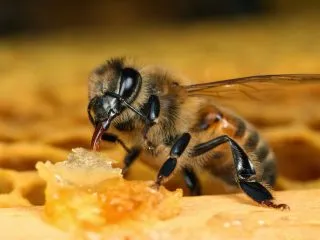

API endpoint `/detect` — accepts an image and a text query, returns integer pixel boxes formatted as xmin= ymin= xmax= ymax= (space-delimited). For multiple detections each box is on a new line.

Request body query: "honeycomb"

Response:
xmin=36 ymin=148 xmax=181 ymax=234
xmin=0 ymin=14 xmax=320 ymax=207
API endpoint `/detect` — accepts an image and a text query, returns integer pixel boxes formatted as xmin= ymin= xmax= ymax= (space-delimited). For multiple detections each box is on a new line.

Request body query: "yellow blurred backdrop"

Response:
xmin=0 ymin=0 xmax=320 ymax=206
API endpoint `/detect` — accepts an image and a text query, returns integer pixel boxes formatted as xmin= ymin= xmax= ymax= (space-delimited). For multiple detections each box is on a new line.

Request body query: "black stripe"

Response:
xmin=254 ymin=144 xmax=270 ymax=162
xmin=262 ymin=158 xmax=276 ymax=186
xmin=234 ymin=118 xmax=246 ymax=138
xmin=244 ymin=131 xmax=260 ymax=151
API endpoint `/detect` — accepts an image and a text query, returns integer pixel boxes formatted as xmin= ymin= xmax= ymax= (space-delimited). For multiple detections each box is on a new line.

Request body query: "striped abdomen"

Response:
xmin=193 ymin=105 xmax=277 ymax=187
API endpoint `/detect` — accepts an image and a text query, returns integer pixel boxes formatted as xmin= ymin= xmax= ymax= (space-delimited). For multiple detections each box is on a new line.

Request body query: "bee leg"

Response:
xmin=101 ymin=133 xmax=141 ymax=176
xmin=192 ymin=135 xmax=289 ymax=210
xmin=102 ymin=133 xmax=130 ymax=152
xmin=183 ymin=167 xmax=201 ymax=196
xmin=142 ymin=95 xmax=160 ymax=149
xmin=122 ymin=147 xmax=141 ymax=176
xmin=153 ymin=133 xmax=191 ymax=188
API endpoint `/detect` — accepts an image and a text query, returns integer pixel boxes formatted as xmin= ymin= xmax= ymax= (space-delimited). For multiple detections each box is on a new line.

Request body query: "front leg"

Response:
xmin=101 ymin=133 xmax=141 ymax=176
xmin=192 ymin=135 xmax=289 ymax=210
xmin=102 ymin=133 xmax=130 ymax=152
xmin=154 ymin=133 xmax=191 ymax=188
xmin=121 ymin=147 xmax=141 ymax=176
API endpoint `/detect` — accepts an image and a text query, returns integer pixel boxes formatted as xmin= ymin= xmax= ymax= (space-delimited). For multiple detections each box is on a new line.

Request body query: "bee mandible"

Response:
xmin=88 ymin=57 xmax=320 ymax=209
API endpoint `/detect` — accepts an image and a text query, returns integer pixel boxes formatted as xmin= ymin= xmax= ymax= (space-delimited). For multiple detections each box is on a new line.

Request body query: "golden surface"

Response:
xmin=0 ymin=14 xmax=320 ymax=206
xmin=0 ymin=189 xmax=320 ymax=240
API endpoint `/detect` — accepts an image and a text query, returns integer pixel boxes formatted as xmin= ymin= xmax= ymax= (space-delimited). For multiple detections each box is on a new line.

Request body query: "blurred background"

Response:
xmin=0 ymin=0 xmax=320 ymax=206
xmin=0 ymin=0 xmax=320 ymax=35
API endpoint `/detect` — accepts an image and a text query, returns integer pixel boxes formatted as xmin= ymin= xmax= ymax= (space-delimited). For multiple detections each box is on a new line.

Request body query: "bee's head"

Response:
xmin=88 ymin=58 xmax=142 ymax=150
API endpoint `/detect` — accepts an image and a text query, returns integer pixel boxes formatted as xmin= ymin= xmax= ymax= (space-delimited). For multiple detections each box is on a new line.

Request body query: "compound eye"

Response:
xmin=118 ymin=68 xmax=141 ymax=100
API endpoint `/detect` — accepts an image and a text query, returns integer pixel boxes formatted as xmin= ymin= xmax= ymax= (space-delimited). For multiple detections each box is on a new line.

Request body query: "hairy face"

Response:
xmin=88 ymin=58 xmax=125 ymax=100
xmin=88 ymin=58 xmax=144 ymax=150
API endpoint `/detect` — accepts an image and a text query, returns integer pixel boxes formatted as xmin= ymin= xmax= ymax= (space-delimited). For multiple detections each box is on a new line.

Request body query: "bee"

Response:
xmin=88 ymin=57 xmax=320 ymax=209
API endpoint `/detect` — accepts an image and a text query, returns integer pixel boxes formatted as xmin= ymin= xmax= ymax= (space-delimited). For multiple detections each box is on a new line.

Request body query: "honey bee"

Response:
xmin=88 ymin=57 xmax=320 ymax=209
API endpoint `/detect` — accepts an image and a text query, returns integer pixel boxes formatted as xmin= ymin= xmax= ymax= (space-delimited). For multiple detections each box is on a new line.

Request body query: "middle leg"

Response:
xmin=153 ymin=132 xmax=191 ymax=188
xmin=183 ymin=167 xmax=202 ymax=196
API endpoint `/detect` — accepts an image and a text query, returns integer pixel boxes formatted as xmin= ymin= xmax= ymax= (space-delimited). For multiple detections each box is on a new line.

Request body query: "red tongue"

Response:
xmin=91 ymin=122 xmax=106 ymax=151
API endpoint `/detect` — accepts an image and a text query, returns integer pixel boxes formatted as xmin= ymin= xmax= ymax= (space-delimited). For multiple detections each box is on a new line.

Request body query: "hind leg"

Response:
xmin=192 ymin=135 xmax=289 ymax=210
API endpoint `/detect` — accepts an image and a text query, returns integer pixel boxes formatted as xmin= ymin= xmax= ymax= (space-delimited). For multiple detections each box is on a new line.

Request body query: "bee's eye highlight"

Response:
xmin=119 ymin=68 xmax=141 ymax=100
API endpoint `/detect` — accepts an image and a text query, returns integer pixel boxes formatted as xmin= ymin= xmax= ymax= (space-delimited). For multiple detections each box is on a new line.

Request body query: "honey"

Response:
xmin=36 ymin=148 xmax=182 ymax=233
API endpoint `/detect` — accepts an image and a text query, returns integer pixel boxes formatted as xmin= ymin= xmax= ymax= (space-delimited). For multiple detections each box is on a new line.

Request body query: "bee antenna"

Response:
xmin=104 ymin=91 xmax=152 ymax=125
xmin=122 ymin=101 xmax=151 ymax=124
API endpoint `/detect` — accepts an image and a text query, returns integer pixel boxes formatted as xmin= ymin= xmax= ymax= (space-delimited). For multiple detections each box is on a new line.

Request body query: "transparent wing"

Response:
xmin=184 ymin=74 xmax=320 ymax=101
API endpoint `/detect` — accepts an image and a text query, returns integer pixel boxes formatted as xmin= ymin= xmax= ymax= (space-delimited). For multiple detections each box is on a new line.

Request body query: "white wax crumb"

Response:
xmin=57 ymin=148 xmax=115 ymax=170
xmin=37 ymin=148 xmax=122 ymax=186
